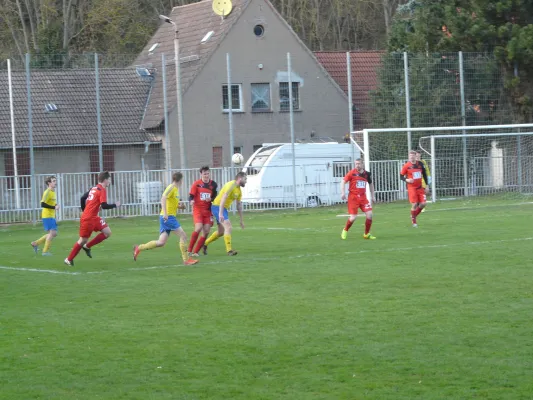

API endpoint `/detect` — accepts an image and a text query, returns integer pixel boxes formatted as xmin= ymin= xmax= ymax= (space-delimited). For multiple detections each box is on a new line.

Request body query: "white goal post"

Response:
xmin=351 ymin=123 xmax=533 ymax=202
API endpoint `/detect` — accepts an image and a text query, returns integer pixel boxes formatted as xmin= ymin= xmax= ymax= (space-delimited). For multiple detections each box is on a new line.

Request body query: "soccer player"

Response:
xmin=415 ymin=151 xmax=431 ymax=212
xmin=31 ymin=176 xmax=60 ymax=256
xmin=133 ymin=172 xmax=198 ymax=266
xmin=64 ymin=171 xmax=121 ymax=266
xmin=188 ymin=166 xmax=218 ymax=257
xmin=203 ymin=171 xmax=247 ymax=256
xmin=400 ymin=151 xmax=429 ymax=227
xmin=340 ymin=158 xmax=376 ymax=240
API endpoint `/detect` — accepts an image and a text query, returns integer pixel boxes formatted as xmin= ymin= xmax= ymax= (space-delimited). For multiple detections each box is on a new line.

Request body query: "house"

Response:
xmin=314 ymin=51 xmax=384 ymax=131
xmin=0 ymin=69 xmax=162 ymax=177
xmin=134 ymin=0 xmax=350 ymax=168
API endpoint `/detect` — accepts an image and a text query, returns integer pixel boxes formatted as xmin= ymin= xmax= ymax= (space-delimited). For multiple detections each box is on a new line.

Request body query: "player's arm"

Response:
xmin=218 ymin=186 xmax=234 ymax=214
xmin=211 ymin=182 xmax=218 ymax=200
xmin=100 ymin=188 xmax=120 ymax=209
xmin=80 ymin=190 xmax=90 ymax=211
xmin=421 ymin=165 xmax=430 ymax=193
xmin=367 ymin=172 xmax=376 ymax=202
xmin=236 ymin=200 xmax=244 ymax=229
xmin=160 ymin=193 xmax=168 ymax=220
xmin=40 ymin=190 xmax=55 ymax=209
xmin=188 ymin=184 xmax=196 ymax=206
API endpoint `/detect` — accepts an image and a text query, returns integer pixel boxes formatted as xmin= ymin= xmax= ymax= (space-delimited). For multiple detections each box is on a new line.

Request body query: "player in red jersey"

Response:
xmin=64 ymin=171 xmax=121 ymax=266
xmin=340 ymin=158 xmax=376 ymax=240
xmin=400 ymin=150 xmax=429 ymax=227
xmin=187 ymin=166 xmax=218 ymax=257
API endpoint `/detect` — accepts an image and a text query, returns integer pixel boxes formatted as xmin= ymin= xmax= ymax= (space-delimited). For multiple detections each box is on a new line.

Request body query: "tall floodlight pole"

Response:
xmin=159 ymin=15 xmax=186 ymax=169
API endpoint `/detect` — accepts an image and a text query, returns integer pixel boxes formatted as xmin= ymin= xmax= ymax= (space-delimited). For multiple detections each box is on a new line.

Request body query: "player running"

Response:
xmin=415 ymin=151 xmax=431 ymax=212
xmin=133 ymin=172 xmax=198 ymax=266
xmin=187 ymin=166 xmax=218 ymax=257
xmin=31 ymin=176 xmax=60 ymax=256
xmin=400 ymin=151 xmax=429 ymax=227
xmin=64 ymin=171 xmax=121 ymax=266
xmin=340 ymin=158 xmax=376 ymax=240
xmin=203 ymin=171 xmax=247 ymax=256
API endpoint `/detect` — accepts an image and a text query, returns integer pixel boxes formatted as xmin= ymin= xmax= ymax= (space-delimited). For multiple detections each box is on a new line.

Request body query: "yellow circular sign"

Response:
xmin=212 ymin=0 xmax=233 ymax=16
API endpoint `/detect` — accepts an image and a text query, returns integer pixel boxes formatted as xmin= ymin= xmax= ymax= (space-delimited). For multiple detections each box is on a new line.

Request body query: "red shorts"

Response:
xmin=348 ymin=197 xmax=372 ymax=215
xmin=408 ymin=188 xmax=426 ymax=204
xmin=193 ymin=209 xmax=213 ymax=226
xmin=79 ymin=216 xmax=108 ymax=238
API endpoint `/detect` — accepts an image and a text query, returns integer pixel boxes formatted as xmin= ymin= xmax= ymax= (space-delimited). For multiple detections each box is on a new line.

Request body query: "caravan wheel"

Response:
xmin=306 ymin=196 xmax=321 ymax=208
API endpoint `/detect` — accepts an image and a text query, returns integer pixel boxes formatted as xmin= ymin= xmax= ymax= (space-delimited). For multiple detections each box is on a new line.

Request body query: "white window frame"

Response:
xmin=251 ymin=83 xmax=272 ymax=112
xmin=222 ymin=84 xmax=244 ymax=112
xmin=279 ymin=82 xmax=300 ymax=111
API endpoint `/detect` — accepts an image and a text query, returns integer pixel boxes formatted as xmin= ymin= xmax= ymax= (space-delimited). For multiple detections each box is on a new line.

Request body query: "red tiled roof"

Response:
xmin=314 ymin=51 xmax=384 ymax=127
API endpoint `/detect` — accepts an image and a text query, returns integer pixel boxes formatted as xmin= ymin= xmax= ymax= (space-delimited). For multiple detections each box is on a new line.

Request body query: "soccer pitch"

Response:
xmin=1 ymin=198 xmax=533 ymax=399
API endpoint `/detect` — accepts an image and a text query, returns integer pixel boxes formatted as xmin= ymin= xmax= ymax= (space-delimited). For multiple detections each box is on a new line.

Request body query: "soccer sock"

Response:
xmin=43 ymin=239 xmax=52 ymax=253
xmin=223 ymin=234 xmax=232 ymax=252
xmin=188 ymin=231 xmax=199 ymax=252
xmin=139 ymin=241 xmax=157 ymax=251
xmin=179 ymin=240 xmax=188 ymax=262
xmin=68 ymin=243 xmax=82 ymax=261
xmin=344 ymin=220 xmax=354 ymax=231
xmin=193 ymin=235 xmax=207 ymax=254
xmin=365 ymin=218 xmax=372 ymax=235
xmin=205 ymin=232 xmax=220 ymax=246
xmin=411 ymin=210 xmax=417 ymax=224
xmin=34 ymin=234 xmax=47 ymax=246
xmin=414 ymin=207 xmax=423 ymax=217
xmin=87 ymin=233 xmax=107 ymax=248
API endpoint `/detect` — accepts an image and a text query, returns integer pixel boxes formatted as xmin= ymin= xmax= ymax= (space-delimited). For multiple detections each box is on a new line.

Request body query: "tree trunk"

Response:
xmin=15 ymin=0 xmax=31 ymax=52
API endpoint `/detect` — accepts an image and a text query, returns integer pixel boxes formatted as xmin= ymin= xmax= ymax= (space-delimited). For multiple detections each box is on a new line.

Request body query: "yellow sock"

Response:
xmin=139 ymin=241 xmax=158 ymax=251
xmin=35 ymin=234 xmax=47 ymax=246
xmin=205 ymin=232 xmax=220 ymax=246
xmin=179 ymin=240 xmax=188 ymax=261
xmin=43 ymin=239 xmax=52 ymax=253
xmin=224 ymin=234 xmax=232 ymax=252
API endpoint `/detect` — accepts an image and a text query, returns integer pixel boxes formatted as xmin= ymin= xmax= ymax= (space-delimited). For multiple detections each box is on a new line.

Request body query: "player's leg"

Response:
xmin=220 ymin=209 xmax=237 ymax=255
xmin=412 ymin=191 xmax=427 ymax=223
xmin=32 ymin=218 xmax=53 ymax=253
xmin=193 ymin=221 xmax=211 ymax=255
xmin=173 ymin=228 xmax=198 ymax=265
xmin=188 ymin=219 xmax=203 ymax=253
xmin=42 ymin=228 xmax=57 ymax=255
xmin=204 ymin=205 xmax=223 ymax=250
xmin=134 ymin=231 xmax=170 ymax=261
xmin=362 ymin=207 xmax=376 ymax=239
xmin=65 ymin=233 xmax=89 ymax=266
xmin=341 ymin=201 xmax=358 ymax=239
xmin=82 ymin=220 xmax=110 ymax=258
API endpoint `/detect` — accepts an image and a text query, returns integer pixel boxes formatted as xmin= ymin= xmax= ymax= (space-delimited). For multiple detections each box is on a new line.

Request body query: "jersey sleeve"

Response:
xmin=366 ymin=171 xmax=373 ymax=184
xmin=236 ymin=188 xmax=242 ymax=202
xmin=189 ymin=182 xmax=197 ymax=197
xmin=212 ymin=182 xmax=218 ymax=199
xmin=343 ymin=170 xmax=352 ymax=182
xmin=163 ymin=184 xmax=174 ymax=199
xmin=400 ymin=163 xmax=408 ymax=176
xmin=41 ymin=189 xmax=50 ymax=204
xmin=100 ymin=187 xmax=107 ymax=204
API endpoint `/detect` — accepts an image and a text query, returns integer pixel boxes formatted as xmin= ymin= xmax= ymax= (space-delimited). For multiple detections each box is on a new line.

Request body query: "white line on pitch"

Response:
xmin=2 ymin=236 xmax=532 ymax=275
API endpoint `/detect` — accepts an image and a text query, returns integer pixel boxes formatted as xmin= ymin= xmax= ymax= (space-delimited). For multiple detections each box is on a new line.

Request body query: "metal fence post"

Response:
xmin=95 ymin=53 xmax=103 ymax=171
xmin=403 ymin=52 xmax=412 ymax=152
xmin=459 ymin=51 xmax=468 ymax=196
xmin=8 ymin=59 xmax=21 ymax=209
xmin=346 ymin=52 xmax=355 ymax=162
xmin=162 ymin=53 xmax=172 ymax=184
xmin=26 ymin=53 xmax=36 ymax=225
xmin=288 ymin=52 xmax=297 ymax=210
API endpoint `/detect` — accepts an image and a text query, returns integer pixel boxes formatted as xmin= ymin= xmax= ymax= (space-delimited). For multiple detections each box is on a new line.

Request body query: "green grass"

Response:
xmin=1 ymin=198 xmax=533 ymax=399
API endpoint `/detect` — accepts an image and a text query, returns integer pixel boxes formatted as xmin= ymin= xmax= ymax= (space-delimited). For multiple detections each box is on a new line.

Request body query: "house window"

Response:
xmin=279 ymin=82 xmax=300 ymax=111
xmin=251 ymin=83 xmax=271 ymax=111
xmin=222 ymin=84 xmax=243 ymax=112
xmin=233 ymin=146 xmax=243 ymax=155
xmin=212 ymin=146 xmax=223 ymax=167
xmin=4 ymin=151 xmax=30 ymax=189
xmin=90 ymin=149 xmax=115 ymax=173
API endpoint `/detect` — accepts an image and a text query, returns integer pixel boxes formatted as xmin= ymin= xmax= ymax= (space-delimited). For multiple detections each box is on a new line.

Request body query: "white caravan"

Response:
xmin=241 ymin=142 xmax=359 ymax=207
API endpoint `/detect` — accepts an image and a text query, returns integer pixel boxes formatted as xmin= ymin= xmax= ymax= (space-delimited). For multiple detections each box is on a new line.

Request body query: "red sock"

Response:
xmin=414 ymin=207 xmax=423 ymax=217
xmin=365 ymin=218 xmax=372 ymax=235
xmin=344 ymin=219 xmax=354 ymax=231
xmin=193 ymin=235 xmax=207 ymax=254
xmin=87 ymin=232 xmax=107 ymax=248
xmin=411 ymin=210 xmax=417 ymax=224
xmin=68 ymin=243 xmax=82 ymax=261
xmin=188 ymin=231 xmax=199 ymax=252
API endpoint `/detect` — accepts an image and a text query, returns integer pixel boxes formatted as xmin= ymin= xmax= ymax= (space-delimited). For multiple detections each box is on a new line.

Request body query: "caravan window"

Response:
xmin=246 ymin=145 xmax=281 ymax=175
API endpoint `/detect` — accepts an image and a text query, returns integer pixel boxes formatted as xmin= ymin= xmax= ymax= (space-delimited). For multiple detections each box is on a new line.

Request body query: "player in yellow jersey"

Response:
xmin=203 ymin=172 xmax=247 ymax=256
xmin=31 ymin=176 xmax=60 ymax=256
xmin=133 ymin=172 xmax=198 ymax=265
xmin=416 ymin=151 xmax=431 ymax=212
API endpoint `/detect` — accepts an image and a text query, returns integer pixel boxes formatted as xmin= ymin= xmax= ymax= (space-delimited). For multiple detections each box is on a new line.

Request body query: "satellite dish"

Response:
xmin=212 ymin=0 xmax=232 ymax=17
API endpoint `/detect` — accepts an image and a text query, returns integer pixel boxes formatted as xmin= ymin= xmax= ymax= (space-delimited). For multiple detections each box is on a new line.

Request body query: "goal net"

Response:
xmin=352 ymin=124 xmax=533 ymax=203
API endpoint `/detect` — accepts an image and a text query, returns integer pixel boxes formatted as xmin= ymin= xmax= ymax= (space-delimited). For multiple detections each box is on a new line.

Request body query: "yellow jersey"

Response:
xmin=213 ymin=180 xmax=242 ymax=209
xmin=160 ymin=184 xmax=180 ymax=216
xmin=41 ymin=188 xmax=57 ymax=219
xmin=420 ymin=159 xmax=431 ymax=188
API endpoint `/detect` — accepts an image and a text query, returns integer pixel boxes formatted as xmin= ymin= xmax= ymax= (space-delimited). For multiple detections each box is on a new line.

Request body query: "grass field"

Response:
xmin=1 ymin=197 xmax=533 ymax=399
